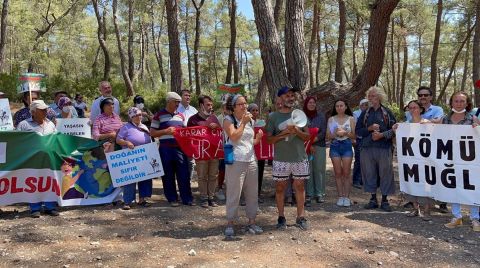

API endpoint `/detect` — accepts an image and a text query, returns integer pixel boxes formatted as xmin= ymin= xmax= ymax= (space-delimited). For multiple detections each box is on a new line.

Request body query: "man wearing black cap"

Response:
xmin=266 ymin=86 xmax=311 ymax=230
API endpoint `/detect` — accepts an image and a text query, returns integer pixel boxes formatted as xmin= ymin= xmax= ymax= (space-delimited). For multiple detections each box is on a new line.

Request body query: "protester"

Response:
xmin=92 ymin=97 xmax=123 ymax=152
xmin=150 ymin=92 xmax=194 ymax=207
xmin=187 ymin=95 xmax=221 ymax=208
xmin=116 ymin=107 xmax=153 ymax=210
xmin=16 ymin=100 xmax=59 ymax=218
xmin=393 ymin=100 xmax=433 ymax=220
xmin=223 ymin=94 xmax=263 ymax=237
xmin=248 ymin=103 xmax=266 ymax=203
xmin=13 ymin=91 xmax=56 ymax=127
xmin=355 ymin=86 xmax=396 ymax=212
xmin=132 ymin=95 xmax=153 ymax=128
xmin=215 ymin=101 xmax=230 ymax=201
xmin=406 ymin=86 xmax=444 ymax=122
xmin=176 ymin=89 xmax=198 ymax=125
xmin=327 ymin=99 xmax=356 ymax=207
xmin=90 ymin=81 xmax=120 ymax=122
xmin=352 ymin=99 xmax=369 ymax=189
xmin=50 ymin=91 xmax=77 ymax=118
xmin=57 ymin=96 xmax=78 ymax=119
xmin=303 ymin=97 xmax=327 ymax=206
xmin=441 ymin=91 xmax=480 ymax=231
xmin=267 ymin=86 xmax=311 ymax=230
xmin=74 ymin=93 xmax=87 ymax=118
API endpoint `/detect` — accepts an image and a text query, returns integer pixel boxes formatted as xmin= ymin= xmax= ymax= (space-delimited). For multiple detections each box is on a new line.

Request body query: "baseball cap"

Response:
xmin=128 ymin=107 xmax=142 ymax=118
xmin=30 ymin=100 xmax=49 ymax=110
xmin=359 ymin=99 xmax=368 ymax=106
xmin=277 ymin=86 xmax=295 ymax=97
xmin=166 ymin=92 xmax=182 ymax=102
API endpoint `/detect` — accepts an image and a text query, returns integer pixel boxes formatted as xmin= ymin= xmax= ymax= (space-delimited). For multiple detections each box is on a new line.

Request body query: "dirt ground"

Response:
xmin=1 ymin=153 xmax=479 ymax=268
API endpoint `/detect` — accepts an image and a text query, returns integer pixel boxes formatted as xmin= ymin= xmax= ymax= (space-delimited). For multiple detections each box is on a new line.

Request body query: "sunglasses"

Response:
xmin=418 ymin=94 xmax=430 ymax=97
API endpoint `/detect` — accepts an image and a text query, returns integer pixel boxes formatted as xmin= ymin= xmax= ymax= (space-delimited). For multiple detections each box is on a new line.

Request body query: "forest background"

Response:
xmin=0 ymin=0 xmax=478 ymax=117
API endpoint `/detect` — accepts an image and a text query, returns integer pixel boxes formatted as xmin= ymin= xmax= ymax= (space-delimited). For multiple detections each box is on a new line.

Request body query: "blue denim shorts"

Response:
xmin=329 ymin=139 xmax=353 ymax=158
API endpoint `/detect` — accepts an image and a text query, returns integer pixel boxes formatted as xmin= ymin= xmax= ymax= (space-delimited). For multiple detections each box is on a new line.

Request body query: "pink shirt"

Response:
xmin=92 ymin=113 xmax=123 ymax=140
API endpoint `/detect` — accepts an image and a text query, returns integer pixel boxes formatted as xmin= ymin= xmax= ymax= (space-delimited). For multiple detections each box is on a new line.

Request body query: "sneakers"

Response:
xmin=336 ymin=197 xmax=344 ymax=207
xmin=444 ymin=217 xmax=463 ymax=228
xmin=30 ymin=211 xmax=41 ymax=218
xmin=343 ymin=198 xmax=351 ymax=207
xmin=380 ymin=201 xmax=392 ymax=212
xmin=170 ymin=201 xmax=180 ymax=207
xmin=246 ymin=224 xmax=263 ymax=234
xmin=353 ymin=183 xmax=362 ymax=189
xmin=224 ymin=225 xmax=235 ymax=237
xmin=295 ymin=217 xmax=309 ymax=230
xmin=315 ymin=196 xmax=325 ymax=203
xmin=44 ymin=209 xmax=60 ymax=216
xmin=305 ymin=197 xmax=312 ymax=207
xmin=364 ymin=200 xmax=379 ymax=209
xmin=122 ymin=204 xmax=131 ymax=210
xmin=216 ymin=189 xmax=226 ymax=201
xmin=439 ymin=203 xmax=449 ymax=213
xmin=276 ymin=216 xmax=287 ymax=230
xmin=472 ymin=219 xmax=480 ymax=232
xmin=208 ymin=199 xmax=219 ymax=207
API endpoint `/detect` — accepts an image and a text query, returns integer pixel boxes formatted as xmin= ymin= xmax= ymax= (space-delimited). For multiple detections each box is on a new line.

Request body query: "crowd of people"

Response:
xmin=2 ymin=81 xmax=480 ymax=235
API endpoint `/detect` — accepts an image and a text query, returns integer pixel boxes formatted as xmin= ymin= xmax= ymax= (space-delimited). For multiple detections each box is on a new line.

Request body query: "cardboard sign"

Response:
xmin=0 ymin=99 xmax=13 ymax=131
xmin=106 ymin=142 xmax=164 ymax=187
xmin=56 ymin=118 xmax=91 ymax=138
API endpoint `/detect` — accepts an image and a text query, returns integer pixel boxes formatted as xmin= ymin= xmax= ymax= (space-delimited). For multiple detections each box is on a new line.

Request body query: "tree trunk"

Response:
xmin=91 ymin=46 xmax=101 ymax=78
xmin=225 ymin=0 xmax=237 ymax=84
xmin=316 ymin=27 xmax=321 ymax=86
xmin=112 ymin=0 xmax=134 ymax=96
xmin=430 ymin=0 xmax=443 ymax=100
xmin=461 ymin=16 xmax=472 ymax=92
xmin=273 ymin=0 xmax=283 ymax=33
xmin=151 ymin=2 xmax=166 ymax=83
xmin=0 ymin=0 xmax=9 ymax=72
xmin=399 ymin=16 xmax=407 ymax=109
xmin=213 ymin=21 xmax=219 ymax=85
xmin=396 ymin=31 xmax=401 ymax=101
xmin=437 ymin=23 xmax=475 ymax=101
xmin=352 ymin=14 xmax=361 ymax=78
xmin=244 ymin=50 xmax=252 ymax=94
xmin=308 ymin=0 xmax=319 ymax=88
xmin=473 ymin=1 xmax=480 ymax=105
xmin=192 ymin=0 xmax=205 ymax=95
xmin=390 ymin=18 xmax=396 ymax=102
xmin=127 ymin=0 xmax=135 ymax=82
xmin=310 ymin=0 xmax=400 ymax=112
xmin=92 ymin=0 xmax=110 ymax=81
xmin=418 ymin=33 xmax=423 ymax=87
xmin=166 ymin=0 xmax=183 ymax=93
xmin=334 ymin=0 xmax=346 ymax=83
xmin=138 ymin=21 xmax=145 ymax=80
xmin=252 ymin=0 xmax=290 ymax=101
xmin=285 ymin=0 xmax=309 ymax=91
xmin=324 ymin=37 xmax=332 ymax=81
xmin=183 ymin=2 xmax=193 ymax=88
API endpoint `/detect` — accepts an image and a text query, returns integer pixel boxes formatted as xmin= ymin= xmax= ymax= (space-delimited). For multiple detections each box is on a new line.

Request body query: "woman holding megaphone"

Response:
xmin=327 ymin=99 xmax=356 ymax=207
xmin=223 ymin=94 xmax=264 ymax=238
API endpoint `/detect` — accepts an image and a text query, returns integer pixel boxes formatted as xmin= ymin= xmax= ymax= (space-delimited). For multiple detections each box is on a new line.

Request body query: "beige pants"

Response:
xmin=195 ymin=159 xmax=219 ymax=199
xmin=225 ymin=160 xmax=258 ymax=221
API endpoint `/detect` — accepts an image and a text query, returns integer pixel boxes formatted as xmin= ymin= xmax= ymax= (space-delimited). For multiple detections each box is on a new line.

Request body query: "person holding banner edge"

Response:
xmin=248 ymin=103 xmax=267 ymax=203
xmin=150 ymin=92 xmax=194 ymax=207
xmin=116 ymin=107 xmax=153 ymax=210
xmin=303 ymin=97 xmax=327 ymax=206
xmin=441 ymin=91 xmax=480 ymax=231
xmin=223 ymin=94 xmax=264 ymax=237
xmin=267 ymin=86 xmax=311 ymax=230
xmin=187 ymin=95 xmax=221 ymax=208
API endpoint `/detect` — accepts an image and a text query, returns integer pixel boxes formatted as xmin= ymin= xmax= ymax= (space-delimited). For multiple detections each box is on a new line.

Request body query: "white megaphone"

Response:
xmin=278 ymin=109 xmax=308 ymax=140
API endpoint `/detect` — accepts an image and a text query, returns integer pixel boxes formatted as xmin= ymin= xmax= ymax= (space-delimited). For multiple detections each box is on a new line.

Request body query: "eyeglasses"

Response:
xmin=235 ymin=102 xmax=248 ymax=106
xmin=418 ymin=94 xmax=430 ymax=97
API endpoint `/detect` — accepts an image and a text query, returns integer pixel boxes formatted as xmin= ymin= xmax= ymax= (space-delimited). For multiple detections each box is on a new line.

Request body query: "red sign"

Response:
xmin=174 ymin=126 xmax=224 ymax=160
xmin=304 ymin=127 xmax=319 ymax=154
xmin=254 ymin=127 xmax=274 ymax=160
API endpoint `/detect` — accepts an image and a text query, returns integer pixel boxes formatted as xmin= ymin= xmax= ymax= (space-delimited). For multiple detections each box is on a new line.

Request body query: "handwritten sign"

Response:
xmin=0 ymin=99 xmax=13 ymax=131
xmin=254 ymin=127 xmax=274 ymax=160
xmin=56 ymin=118 xmax=91 ymax=138
xmin=106 ymin=142 xmax=164 ymax=187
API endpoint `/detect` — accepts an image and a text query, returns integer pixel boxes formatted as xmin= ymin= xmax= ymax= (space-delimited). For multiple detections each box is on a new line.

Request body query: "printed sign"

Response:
xmin=174 ymin=126 xmax=224 ymax=160
xmin=396 ymin=123 xmax=480 ymax=206
xmin=254 ymin=127 xmax=273 ymax=160
xmin=106 ymin=142 xmax=164 ymax=187
xmin=56 ymin=118 xmax=91 ymax=138
xmin=0 ymin=99 xmax=13 ymax=131
xmin=0 ymin=142 xmax=5 ymax=163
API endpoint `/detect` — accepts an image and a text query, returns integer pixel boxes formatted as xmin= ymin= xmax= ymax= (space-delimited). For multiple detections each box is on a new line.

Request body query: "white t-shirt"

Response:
xmin=89 ymin=96 xmax=120 ymax=122
xmin=17 ymin=118 xmax=57 ymax=135
xmin=176 ymin=103 xmax=198 ymax=126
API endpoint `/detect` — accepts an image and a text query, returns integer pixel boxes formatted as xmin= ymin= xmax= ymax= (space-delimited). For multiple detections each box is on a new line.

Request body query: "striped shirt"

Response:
xmin=92 ymin=113 xmax=123 ymax=140
xmin=151 ymin=108 xmax=185 ymax=147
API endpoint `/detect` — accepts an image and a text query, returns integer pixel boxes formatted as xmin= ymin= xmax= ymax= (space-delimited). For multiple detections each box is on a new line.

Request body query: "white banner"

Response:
xmin=396 ymin=123 xmax=480 ymax=206
xmin=106 ymin=142 xmax=164 ymax=187
xmin=56 ymin=118 xmax=91 ymax=138
xmin=0 ymin=99 xmax=13 ymax=131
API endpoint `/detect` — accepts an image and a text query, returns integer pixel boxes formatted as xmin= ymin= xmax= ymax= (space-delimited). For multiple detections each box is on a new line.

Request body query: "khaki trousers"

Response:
xmin=195 ymin=159 xmax=219 ymax=199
